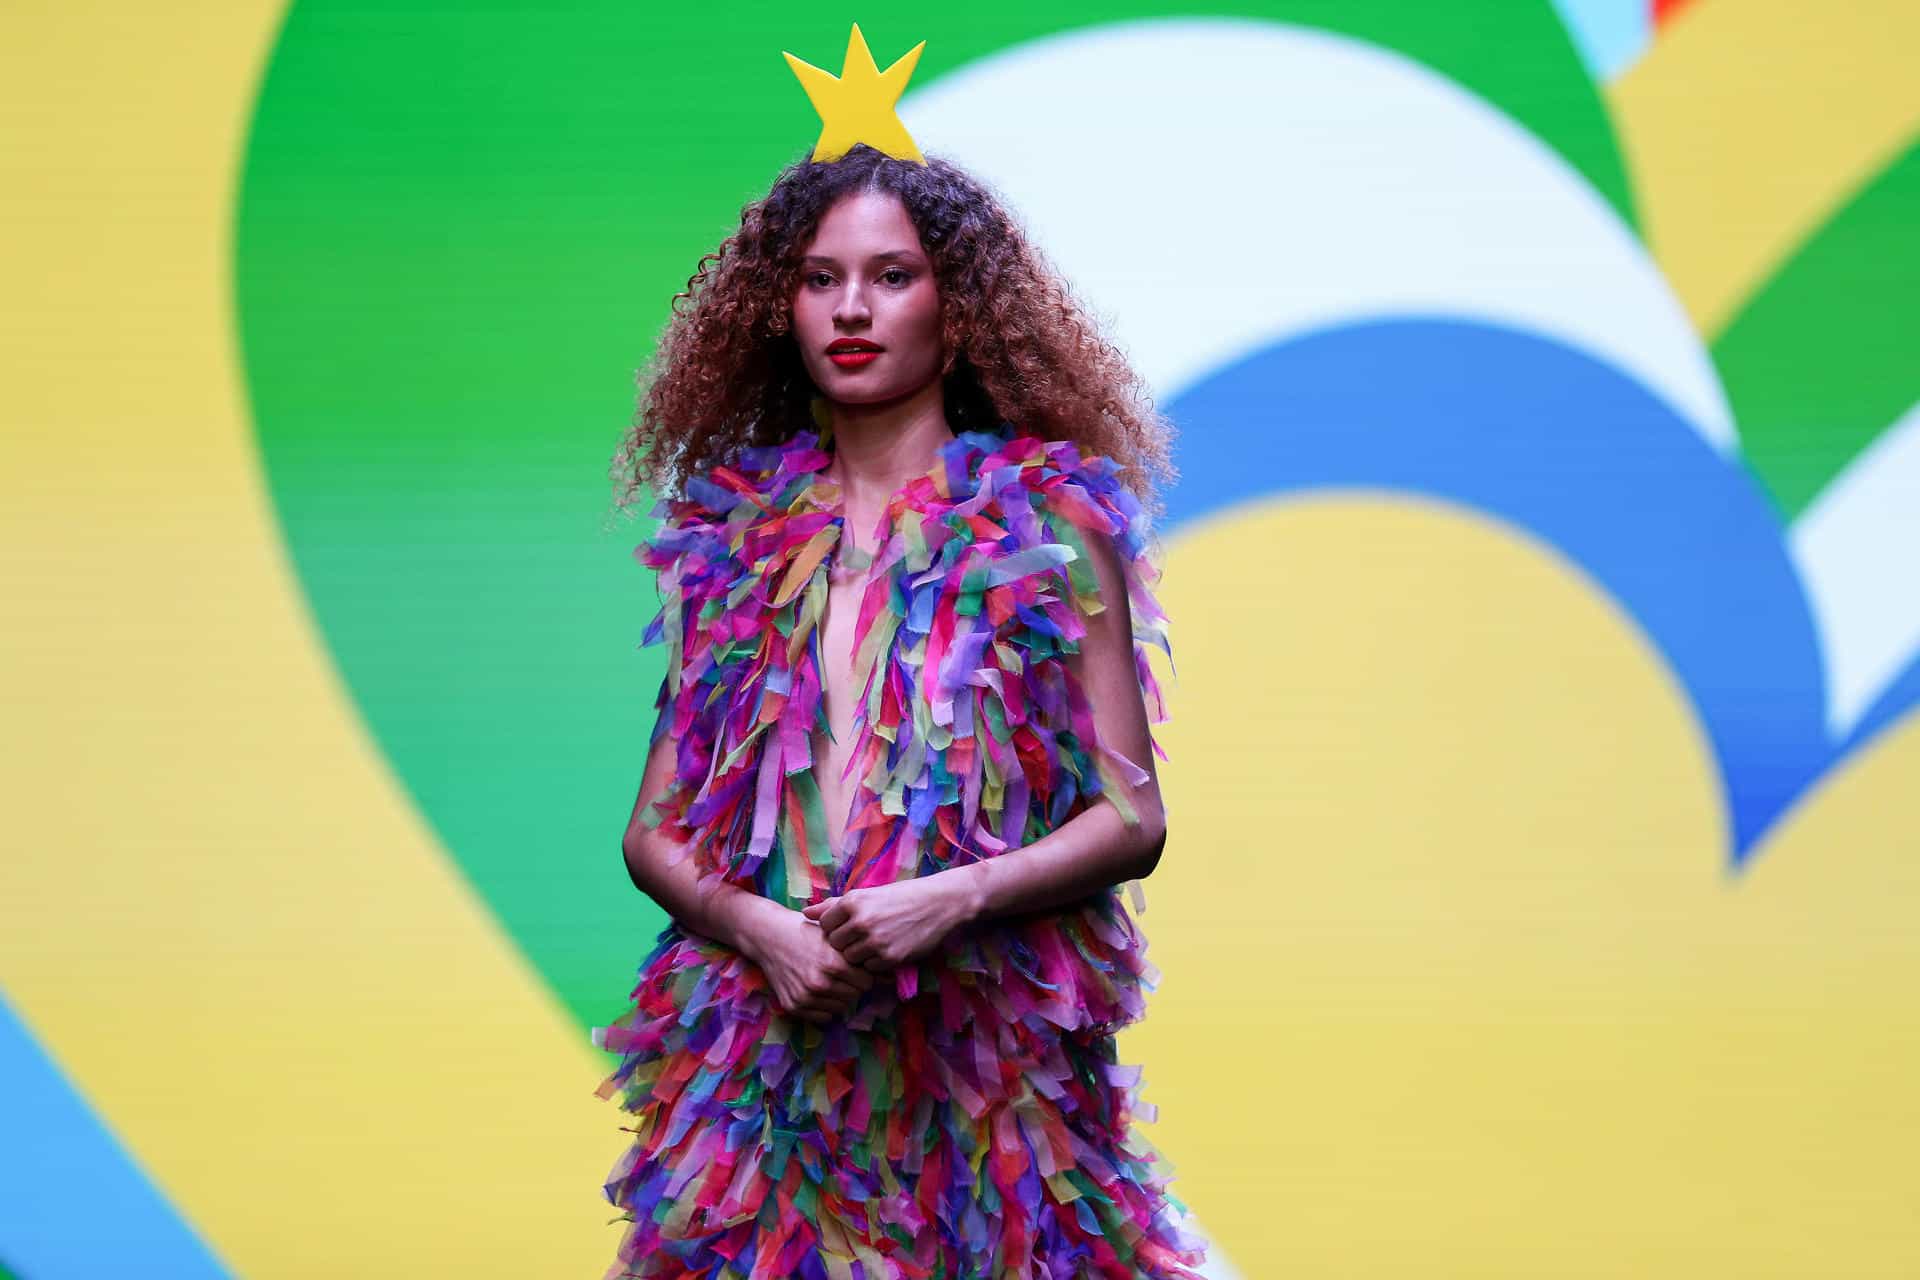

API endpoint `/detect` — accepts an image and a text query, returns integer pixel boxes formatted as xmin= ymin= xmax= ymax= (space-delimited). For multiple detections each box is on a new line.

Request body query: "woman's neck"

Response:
xmin=821 ymin=381 xmax=956 ymax=517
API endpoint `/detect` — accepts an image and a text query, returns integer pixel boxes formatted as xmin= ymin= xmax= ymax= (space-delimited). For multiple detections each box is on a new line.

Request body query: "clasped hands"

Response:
xmin=741 ymin=872 xmax=979 ymax=1024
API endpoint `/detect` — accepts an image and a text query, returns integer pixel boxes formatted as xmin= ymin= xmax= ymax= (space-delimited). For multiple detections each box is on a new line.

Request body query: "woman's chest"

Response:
xmin=815 ymin=563 xmax=866 ymax=722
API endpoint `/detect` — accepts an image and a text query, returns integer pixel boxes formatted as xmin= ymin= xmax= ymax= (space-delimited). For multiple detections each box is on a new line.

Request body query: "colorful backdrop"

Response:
xmin=4 ymin=2 xmax=1917 ymax=1276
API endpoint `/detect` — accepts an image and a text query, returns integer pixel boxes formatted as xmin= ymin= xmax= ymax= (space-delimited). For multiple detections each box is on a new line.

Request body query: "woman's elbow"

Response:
xmin=1131 ymin=813 xmax=1168 ymax=879
xmin=621 ymin=833 xmax=658 ymax=894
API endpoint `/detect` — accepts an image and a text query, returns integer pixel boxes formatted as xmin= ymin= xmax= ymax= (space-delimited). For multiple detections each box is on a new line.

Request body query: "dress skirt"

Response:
xmin=592 ymin=898 xmax=1208 ymax=1280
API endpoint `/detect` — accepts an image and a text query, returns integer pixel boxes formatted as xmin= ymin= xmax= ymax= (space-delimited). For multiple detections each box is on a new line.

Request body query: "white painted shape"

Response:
xmin=900 ymin=17 xmax=1735 ymax=449
xmin=1790 ymin=399 xmax=1920 ymax=736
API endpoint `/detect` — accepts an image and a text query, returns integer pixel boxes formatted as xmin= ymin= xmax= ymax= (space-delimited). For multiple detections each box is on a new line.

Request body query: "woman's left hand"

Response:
xmin=801 ymin=872 xmax=980 ymax=970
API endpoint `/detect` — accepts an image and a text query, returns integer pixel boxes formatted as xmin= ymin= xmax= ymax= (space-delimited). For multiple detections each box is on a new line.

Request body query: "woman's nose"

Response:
xmin=833 ymin=283 xmax=871 ymax=325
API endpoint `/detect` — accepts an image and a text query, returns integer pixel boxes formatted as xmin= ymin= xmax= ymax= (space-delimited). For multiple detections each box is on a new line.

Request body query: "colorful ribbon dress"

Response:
xmin=593 ymin=424 xmax=1205 ymax=1279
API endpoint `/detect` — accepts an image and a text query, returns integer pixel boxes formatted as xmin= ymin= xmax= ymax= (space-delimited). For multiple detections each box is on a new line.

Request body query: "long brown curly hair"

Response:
xmin=609 ymin=143 xmax=1176 ymax=526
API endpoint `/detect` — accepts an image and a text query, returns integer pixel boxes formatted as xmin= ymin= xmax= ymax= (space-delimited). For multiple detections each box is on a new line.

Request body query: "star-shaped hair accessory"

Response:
xmin=783 ymin=23 xmax=928 ymax=165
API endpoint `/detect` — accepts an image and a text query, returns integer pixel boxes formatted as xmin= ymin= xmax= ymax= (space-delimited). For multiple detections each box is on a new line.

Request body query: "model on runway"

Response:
xmin=594 ymin=25 xmax=1201 ymax=1278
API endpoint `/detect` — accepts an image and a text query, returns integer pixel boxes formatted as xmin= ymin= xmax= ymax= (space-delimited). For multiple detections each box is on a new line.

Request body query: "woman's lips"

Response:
xmin=828 ymin=349 xmax=882 ymax=368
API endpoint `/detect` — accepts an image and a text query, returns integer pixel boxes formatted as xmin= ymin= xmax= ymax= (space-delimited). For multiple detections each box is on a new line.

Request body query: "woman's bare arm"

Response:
xmin=950 ymin=527 xmax=1167 ymax=924
xmin=621 ymin=732 xmax=786 ymax=951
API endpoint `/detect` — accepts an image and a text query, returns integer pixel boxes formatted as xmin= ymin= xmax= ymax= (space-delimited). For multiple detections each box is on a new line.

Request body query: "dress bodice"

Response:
xmin=633 ymin=425 xmax=1173 ymax=914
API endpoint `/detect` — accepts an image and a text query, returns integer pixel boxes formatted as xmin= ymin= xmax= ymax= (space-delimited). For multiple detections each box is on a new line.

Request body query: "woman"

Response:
xmin=597 ymin=140 xmax=1205 ymax=1279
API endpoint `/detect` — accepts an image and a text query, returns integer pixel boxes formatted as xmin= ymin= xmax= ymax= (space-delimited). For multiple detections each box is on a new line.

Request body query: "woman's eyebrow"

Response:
xmin=799 ymin=249 xmax=924 ymax=267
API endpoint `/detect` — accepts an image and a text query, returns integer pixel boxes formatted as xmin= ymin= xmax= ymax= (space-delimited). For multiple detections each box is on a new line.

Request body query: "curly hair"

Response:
xmin=608 ymin=143 xmax=1176 ymax=526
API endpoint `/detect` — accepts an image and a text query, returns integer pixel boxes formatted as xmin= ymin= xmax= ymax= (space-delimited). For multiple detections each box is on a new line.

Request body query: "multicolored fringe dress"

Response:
xmin=593 ymin=424 xmax=1206 ymax=1279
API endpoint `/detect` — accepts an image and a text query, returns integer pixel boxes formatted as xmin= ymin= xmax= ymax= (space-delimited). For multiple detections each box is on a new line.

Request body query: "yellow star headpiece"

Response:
xmin=782 ymin=24 xmax=927 ymax=166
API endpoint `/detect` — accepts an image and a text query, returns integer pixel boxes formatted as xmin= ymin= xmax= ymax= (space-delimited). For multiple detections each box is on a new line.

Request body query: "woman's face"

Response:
xmin=790 ymin=190 xmax=943 ymax=407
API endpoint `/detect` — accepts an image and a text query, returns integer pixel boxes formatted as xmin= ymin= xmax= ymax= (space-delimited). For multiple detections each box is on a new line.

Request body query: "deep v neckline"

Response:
xmin=807 ymin=538 xmax=873 ymax=872
xmin=799 ymin=452 xmax=938 ymax=879
xmin=799 ymin=471 xmax=894 ymax=881
xmin=758 ymin=428 xmax=984 ymax=892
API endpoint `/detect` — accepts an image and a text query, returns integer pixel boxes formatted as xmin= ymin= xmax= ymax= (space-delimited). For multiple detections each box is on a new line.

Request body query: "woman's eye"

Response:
xmin=881 ymin=268 xmax=911 ymax=285
xmin=807 ymin=272 xmax=834 ymax=287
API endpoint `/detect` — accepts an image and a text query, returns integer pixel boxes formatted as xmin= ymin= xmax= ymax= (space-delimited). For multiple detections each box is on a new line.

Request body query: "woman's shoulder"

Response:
xmin=956 ymin=426 xmax=1141 ymax=522
xmin=945 ymin=430 xmax=1169 ymax=674
xmin=964 ymin=430 xmax=1158 ymax=580
xmin=654 ymin=433 xmax=831 ymax=527
xmin=638 ymin=432 xmax=833 ymax=575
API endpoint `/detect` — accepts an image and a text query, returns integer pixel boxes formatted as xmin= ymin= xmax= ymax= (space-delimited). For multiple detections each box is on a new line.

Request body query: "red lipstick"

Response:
xmin=826 ymin=338 xmax=884 ymax=369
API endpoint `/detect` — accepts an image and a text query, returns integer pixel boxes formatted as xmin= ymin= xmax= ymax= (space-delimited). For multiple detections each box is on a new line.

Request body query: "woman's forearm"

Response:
xmin=622 ymin=832 xmax=783 ymax=959
xmin=944 ymin=796 xmax=1166 ymax=927
xmin=622 ymin=727 xmax=786 ymax=959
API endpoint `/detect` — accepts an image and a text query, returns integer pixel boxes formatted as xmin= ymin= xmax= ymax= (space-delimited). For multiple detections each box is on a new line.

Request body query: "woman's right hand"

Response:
xmin=733 ymin=897 xmax=877 ymax=1023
